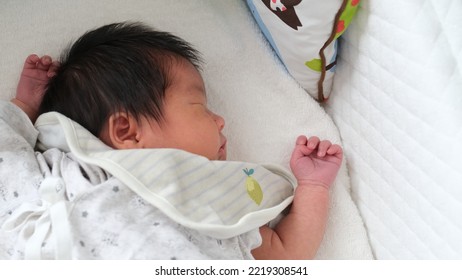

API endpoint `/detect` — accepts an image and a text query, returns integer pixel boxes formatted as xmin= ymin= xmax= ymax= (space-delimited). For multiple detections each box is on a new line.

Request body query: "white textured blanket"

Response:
xmin=0 ymin=0 xmax=372 ymax=259
xmin=327 ymin=0 xmax=462 ymax=259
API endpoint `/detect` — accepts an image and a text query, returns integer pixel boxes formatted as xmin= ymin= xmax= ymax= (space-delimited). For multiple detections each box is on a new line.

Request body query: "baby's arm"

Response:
xmin=11 ymin=54 xmax=58 ymax=122
xmin=252 ymin=136 xmax=343 ymax=259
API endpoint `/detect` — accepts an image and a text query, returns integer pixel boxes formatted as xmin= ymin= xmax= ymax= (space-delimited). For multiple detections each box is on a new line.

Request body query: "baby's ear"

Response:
xmin=105 ymin=112 xmax=142 ymax=149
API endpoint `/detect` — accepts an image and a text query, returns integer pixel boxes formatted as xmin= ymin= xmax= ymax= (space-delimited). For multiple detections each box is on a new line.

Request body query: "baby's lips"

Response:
xmin=218 ymin=138 xmax=227 ymax=160
xmin=220 ymin=135 xmax=227 ymax=149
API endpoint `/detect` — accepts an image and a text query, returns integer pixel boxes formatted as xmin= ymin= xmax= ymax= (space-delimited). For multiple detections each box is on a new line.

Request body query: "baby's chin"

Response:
xmin=201 ymin=152 xmax=226 ymax=161
xmin=207 ymin=153 xmax=226 ymax=161
xmin=217 ymin=148 xmax=227 ymax=161
xmin=211 ymin=154 xmax=226 ymax=161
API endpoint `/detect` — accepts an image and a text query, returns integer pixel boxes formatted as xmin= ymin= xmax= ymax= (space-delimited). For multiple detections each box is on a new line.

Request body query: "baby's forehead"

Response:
xmin=169 ymin=59 xmax=206 ymax=91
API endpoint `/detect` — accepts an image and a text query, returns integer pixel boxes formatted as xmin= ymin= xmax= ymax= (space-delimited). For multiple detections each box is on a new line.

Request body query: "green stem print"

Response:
xmin=243 ymin=168 xmax=263 ymax=205
xmin=305 ymin=0 xmax=360 ymax=72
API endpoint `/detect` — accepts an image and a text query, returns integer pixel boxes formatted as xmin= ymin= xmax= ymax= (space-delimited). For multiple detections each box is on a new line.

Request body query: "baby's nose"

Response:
xmin=214 ymin=113 xmax=225 ymax=130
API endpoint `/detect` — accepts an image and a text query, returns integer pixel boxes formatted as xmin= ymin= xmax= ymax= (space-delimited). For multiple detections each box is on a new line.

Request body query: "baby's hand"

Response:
xmin=14 ymin=54 xmax=59 ymax=121
xmin=290 ymin=135 xmax=343 ymax=189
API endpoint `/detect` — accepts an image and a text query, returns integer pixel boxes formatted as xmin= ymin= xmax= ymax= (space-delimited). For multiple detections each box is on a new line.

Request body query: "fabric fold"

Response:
xmin=34 ymin=112 xmax=296 ymax=239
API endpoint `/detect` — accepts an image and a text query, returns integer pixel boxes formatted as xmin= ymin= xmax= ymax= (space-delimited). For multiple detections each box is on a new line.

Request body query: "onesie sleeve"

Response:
xmin=0 ymin=101 xmax=39 ymax=149
xmin=237 ymin=228 xmax=263 ymax=260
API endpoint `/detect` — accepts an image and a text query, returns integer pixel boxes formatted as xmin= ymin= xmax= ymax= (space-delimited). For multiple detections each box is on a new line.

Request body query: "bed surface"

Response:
xmin=327 ymin=0 xmax=462 ymax=259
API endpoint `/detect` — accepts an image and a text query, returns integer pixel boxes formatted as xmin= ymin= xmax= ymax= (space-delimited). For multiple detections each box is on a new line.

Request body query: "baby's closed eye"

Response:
xmin=190 ymin=102 xmax=207 ymax=109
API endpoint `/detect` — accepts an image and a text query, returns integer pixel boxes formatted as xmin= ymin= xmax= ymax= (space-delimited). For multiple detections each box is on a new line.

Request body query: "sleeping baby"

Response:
xmin=0 ymin=22 xmax=342 ymax=260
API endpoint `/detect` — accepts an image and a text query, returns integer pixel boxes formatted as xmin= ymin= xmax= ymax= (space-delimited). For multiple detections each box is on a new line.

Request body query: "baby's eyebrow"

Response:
xmin=190 ymin=84 xmax=207 ymax=97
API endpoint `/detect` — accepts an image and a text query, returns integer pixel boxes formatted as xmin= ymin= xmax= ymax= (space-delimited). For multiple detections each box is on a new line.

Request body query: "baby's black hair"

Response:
xmin=40 ymin=21 xmax=202 ymax=136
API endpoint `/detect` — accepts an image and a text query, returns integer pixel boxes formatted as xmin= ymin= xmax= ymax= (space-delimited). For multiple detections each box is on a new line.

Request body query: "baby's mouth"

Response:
xmin=218 ymin=139 xmax=227 ymax=160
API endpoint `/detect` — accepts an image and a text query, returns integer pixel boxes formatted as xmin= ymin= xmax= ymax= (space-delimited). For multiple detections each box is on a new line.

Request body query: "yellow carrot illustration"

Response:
xmin=243 ymin=168 xmax=263 ymax=205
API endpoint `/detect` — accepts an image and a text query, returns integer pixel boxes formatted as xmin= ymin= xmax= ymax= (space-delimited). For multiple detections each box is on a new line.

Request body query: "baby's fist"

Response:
xmin=290 ymin=136 xmax=343 ymax=189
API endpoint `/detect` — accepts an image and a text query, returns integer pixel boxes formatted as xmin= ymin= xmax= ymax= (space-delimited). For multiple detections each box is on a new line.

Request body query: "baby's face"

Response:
xmin=138 ymin=59 xmax=227 ymax=160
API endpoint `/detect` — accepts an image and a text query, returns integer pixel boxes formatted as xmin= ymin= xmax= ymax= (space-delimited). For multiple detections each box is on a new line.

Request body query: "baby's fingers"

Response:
xmin=307 ymin=136 xmax=320 ymax=149
xmin=327 ymin=144 xmax=343 ymax=159
xmin=23 ymin=54 xmax=40 ymax=69
xmin=317 ymin=140 xmax=332 ymax=157
xmin=47 ymin=61 xmax=60 ymax=77
xmin=292 ymin=135 xmax=312 ymax=159
xmin=37 ymin=55 xmax=53 ymax=69
xmin=295 ymin=135 xmax=308 ymax=146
